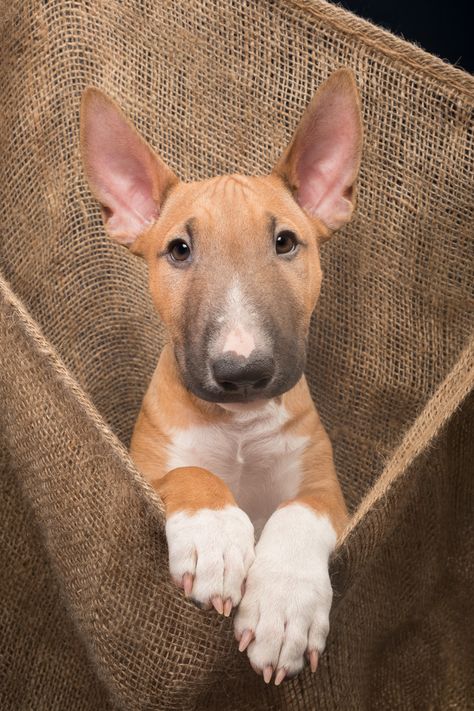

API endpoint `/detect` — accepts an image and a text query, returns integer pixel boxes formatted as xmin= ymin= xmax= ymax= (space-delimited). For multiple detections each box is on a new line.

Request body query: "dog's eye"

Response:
xmin=275 ymin=230 xmax=298 ymax=255
xmin=168 ymin=239 xmax=191 ymax=263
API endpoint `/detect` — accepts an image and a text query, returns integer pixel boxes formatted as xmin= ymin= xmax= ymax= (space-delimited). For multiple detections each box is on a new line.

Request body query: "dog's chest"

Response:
xmin=166 ymin=403 xmax=308 ymax=534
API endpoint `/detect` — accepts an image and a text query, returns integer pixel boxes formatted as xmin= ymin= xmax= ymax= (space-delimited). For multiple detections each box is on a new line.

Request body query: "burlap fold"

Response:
xmin=1 ymin=0 xmax=473 ymax=709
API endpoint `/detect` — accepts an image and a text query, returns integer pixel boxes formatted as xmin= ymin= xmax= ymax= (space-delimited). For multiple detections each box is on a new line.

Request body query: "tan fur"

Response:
xmin=155 ymin=466 xmax=236 ymax=515
xmin=132 ymin=173 xmax=326 ymax=344
xmin=130 ymin=344 xmax=231 ymax=482
xmin=130 ymin=344 xmax=348 ymax=535
xmin=279 ymin=377 xmax=349 ymax=536
xmin=82 ymin=69 xmax=362 ymax=540
xmin=80 ymin=71 xmax=362 ymax=681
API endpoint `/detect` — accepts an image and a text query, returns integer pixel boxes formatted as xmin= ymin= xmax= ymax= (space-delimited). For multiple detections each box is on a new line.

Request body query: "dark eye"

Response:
xmin=275 ymin=230 xmax=298 ymax=255
xmin=168 ymin=239 xmax=191 ymax=263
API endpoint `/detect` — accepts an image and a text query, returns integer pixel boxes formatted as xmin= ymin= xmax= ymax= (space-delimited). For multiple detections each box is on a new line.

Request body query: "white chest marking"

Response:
xmin=166 ymin=402 xmax=308 ymax=535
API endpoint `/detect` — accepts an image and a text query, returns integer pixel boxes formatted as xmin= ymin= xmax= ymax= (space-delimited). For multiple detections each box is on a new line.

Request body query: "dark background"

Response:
xmin=333 ymin=0 xmax=472 ymax=73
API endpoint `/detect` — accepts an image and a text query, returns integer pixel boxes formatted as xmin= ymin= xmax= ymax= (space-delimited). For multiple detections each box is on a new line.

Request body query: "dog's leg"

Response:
xmin=149 ymin=467 xmax=255 ymax=614
xmin=129 ymin=349 xmax=257 ymax=614
xmin=234 ymin=394 xmax=347 ymax=684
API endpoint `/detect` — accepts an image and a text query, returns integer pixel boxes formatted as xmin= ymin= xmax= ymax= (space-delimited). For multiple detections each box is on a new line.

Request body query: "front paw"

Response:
xmin=234 ymin=503 xmax=336 ymax=684
xmin=166 ymin=506 xmax=255 ymax=615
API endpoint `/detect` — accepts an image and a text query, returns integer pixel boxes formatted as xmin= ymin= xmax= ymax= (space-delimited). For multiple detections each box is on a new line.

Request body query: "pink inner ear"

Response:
xmin=295 ymin=89 xmax=361 ymax=230
xmin=98 ymin=164 xmax=159 ymax=243
xmin=83 ymin=94 xmax=160 ymax=244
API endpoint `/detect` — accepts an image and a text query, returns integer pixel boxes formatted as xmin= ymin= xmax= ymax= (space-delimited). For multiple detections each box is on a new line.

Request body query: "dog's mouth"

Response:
xmin=189 ymin=382 xmax=274 ymax=404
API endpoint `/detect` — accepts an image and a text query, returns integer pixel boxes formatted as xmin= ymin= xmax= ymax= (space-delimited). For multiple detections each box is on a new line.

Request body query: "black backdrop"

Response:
xmin=334 ymin=0 xmax=472 ymax=73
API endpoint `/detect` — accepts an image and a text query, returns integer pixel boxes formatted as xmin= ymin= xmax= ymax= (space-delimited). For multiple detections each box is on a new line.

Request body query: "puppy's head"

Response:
xmin=80 ymin=70 xmax=362 ymax=403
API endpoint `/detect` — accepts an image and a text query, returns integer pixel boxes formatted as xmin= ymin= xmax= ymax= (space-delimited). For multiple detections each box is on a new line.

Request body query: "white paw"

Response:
xmin=166 ymin=506 xmax=255 ymax=614
xmin=234 ymin=503 xmax=337 ymax=684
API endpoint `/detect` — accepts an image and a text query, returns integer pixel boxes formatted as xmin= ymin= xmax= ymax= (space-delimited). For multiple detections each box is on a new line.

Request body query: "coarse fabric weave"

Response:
xmin=1 ymin=0 xmax=473 ymax=709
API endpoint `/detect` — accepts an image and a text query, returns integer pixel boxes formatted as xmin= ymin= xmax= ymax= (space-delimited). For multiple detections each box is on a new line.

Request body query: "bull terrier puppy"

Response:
xmin=80 ymin=69 xmax=362 ymax=685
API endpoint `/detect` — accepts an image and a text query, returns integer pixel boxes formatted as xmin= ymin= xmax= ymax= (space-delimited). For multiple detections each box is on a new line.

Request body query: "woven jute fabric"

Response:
xmin=1 ymin=0 xmax=473 ymax=708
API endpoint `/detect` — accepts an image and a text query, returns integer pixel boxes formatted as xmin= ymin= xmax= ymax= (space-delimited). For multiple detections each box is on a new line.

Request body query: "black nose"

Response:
xmin=212 ymin=352 xmax=275 ymax=392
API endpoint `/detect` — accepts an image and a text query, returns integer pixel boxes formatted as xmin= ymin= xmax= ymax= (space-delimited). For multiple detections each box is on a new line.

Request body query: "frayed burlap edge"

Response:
xmin=341 ymin=336 xmax=474 ymax=551
xmin=291 ymin=0 xmax=474 ymax=96
xmin=2 ymin=256 xmax=472 ymax=708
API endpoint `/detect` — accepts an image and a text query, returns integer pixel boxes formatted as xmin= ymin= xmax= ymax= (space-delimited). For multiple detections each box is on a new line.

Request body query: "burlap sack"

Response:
xmin=1 ymin=0 xmax=473 ymax=709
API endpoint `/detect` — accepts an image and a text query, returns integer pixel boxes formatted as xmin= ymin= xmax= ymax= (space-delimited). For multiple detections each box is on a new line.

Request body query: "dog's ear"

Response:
xmin=273 ymin=69 xmax=363 ymax=234
xmin=80 ymin=88 xmax=178 ymax=248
